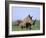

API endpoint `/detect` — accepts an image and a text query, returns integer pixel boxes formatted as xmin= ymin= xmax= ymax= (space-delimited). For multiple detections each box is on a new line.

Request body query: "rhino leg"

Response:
xmin=26 ymin=23 xmax=32 ymax=30
xmin=21 ymin=26 xmax=23 ymax=29
xmin=29 ymin=24 xmax=32 ymax=30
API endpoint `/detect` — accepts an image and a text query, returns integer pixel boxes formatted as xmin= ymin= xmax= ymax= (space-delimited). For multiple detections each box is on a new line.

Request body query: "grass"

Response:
xmin=12 ymin=20 xmax=40 ymax=31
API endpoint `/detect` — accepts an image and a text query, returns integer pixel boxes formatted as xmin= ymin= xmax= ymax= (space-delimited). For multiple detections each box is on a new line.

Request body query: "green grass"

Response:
xmin=31 ymin=20 xmax=40 ymax=30
xmin=12 ymin=20 xmax=40 ymax=31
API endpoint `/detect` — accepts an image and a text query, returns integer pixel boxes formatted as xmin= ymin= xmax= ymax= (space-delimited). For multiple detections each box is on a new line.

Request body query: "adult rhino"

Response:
xmin=19 ymin=15 xmax=36 ymax=30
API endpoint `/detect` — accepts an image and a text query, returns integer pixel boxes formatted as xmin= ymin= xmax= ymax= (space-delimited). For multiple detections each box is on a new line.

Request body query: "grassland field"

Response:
xmin=12 ymin=20 xmax=40 ymax=31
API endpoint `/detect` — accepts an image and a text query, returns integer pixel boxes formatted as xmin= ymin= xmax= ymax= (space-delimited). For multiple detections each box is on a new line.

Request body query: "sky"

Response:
xmin=12 ymin=7 xmax=40 ymax=21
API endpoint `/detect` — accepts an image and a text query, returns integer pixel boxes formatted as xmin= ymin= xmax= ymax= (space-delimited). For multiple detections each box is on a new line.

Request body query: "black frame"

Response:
xmin=5 ymin=1 xmax=45 ymax=38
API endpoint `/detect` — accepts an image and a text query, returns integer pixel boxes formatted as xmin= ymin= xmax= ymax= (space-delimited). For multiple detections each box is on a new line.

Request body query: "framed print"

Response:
xmin=5 ymin=1 xmax=45 ymax=37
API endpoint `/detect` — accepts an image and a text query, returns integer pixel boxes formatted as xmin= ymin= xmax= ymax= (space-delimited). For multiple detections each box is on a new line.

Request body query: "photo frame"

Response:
xmin=5 ymin=1 xmax=45 ymax=37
